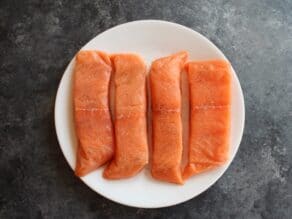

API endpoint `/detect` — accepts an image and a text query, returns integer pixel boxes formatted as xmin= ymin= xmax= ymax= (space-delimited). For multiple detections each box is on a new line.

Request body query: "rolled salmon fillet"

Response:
xmin=103 ymin=54 xmax=148 ymax=179
xmin=73 ymin=51 xmax=114 ymax=177
xmin=150 ymin=51 xmax=188 ymax=184
xmin=183 ymin=60 xmax=231 ymax=179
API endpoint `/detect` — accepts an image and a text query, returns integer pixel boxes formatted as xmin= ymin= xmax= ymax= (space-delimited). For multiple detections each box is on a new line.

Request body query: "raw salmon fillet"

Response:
xmin=150 ymin=51 xmax=188 ymax=184
xmin=103 ymin=54 xmax=148 ymax=179
xmin=183 ymin=60 xmax=231 ymax=179
xmin=73 ymin=51 xmax=114 ymax=177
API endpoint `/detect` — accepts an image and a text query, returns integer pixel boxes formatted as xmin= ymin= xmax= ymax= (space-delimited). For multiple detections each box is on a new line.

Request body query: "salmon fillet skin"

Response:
xmin=73 ymin=50 xmax=114 ymax=177
xmin=183 ymin=60 xmax=231 ymax=179
xmin=103 ymin=54 xmax=148 ymax=179
xmin=150 ymin=51 xmax=188 ymax=184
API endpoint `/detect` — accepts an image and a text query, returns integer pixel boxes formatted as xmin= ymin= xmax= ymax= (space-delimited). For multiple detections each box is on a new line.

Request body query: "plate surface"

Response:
xmin=54 ymin=20 xmax=245 ymax=208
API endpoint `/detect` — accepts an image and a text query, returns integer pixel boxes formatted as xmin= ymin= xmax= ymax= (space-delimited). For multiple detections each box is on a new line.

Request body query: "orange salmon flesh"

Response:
xmin=73 ymin=51 xmax=114 ymax=177
xmin=183 ymin=60 xmax=231 ymax=179
xmin=72 ymin=50 xmax=231 ymax=184
xmin=150 ymin=51 xmax=188 ymax=184
xmin=103 ymin=54 xmax=149 ymax=179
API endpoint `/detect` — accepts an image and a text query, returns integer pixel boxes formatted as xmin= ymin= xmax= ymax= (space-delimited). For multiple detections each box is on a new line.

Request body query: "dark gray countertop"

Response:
xmin=1 ymin=0 xmax=291 ymax=218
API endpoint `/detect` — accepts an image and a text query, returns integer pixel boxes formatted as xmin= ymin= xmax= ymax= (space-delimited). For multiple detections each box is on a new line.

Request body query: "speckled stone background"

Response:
xmin=0 ymin=0 xmax=291 ymax=218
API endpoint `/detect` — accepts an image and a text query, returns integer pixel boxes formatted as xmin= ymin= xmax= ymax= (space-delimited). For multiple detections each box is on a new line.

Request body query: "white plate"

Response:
xmin=54 ymin=20 xmax=245 ymax=208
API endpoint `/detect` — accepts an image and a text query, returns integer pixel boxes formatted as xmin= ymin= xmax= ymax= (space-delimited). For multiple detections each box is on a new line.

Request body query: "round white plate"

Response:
xmin=55 ymin=20 xmax=245 ymax=208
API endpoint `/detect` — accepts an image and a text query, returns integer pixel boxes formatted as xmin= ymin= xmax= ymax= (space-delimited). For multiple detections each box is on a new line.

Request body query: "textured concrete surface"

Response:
xmin=0 ymin=0 xmax=291 ymax=218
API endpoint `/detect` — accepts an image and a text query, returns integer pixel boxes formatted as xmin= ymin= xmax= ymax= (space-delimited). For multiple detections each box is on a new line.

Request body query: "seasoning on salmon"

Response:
xmin=183 ymin=60 xmax=231 ymax=179
xmin=103 ymin=54 xmax=148 ymax=179
xmin=73 ymin=51 xmax=114 ymax=177
xmin=150 ymin=51 xmax=188 ymax=184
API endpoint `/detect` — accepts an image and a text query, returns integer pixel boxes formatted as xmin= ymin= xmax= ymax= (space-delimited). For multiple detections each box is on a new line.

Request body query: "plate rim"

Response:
xmin=54 ymin=19 xmax=245 ymax=208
